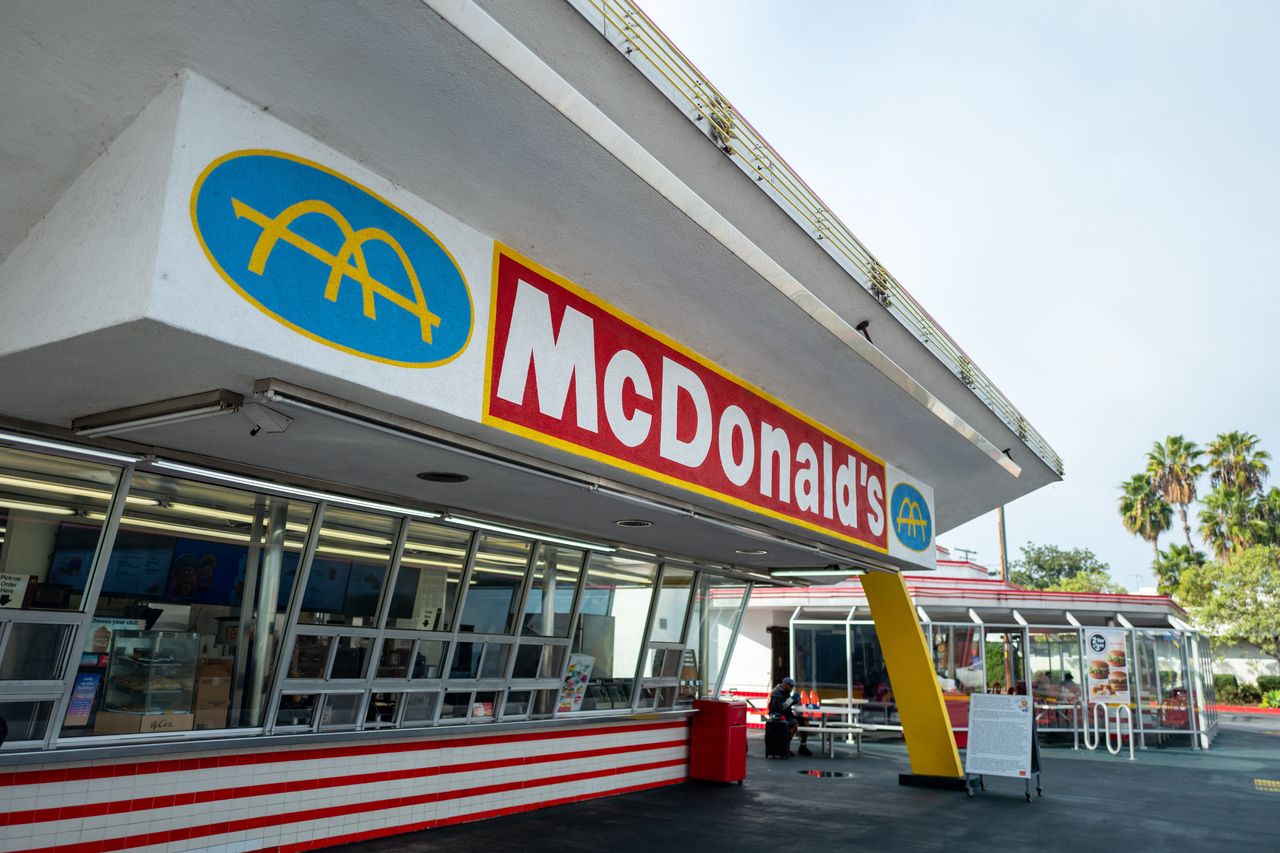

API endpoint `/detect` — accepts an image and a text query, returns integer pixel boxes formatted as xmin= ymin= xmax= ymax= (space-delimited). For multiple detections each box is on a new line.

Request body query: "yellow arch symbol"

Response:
xmin=231 ymin=197 xmax=442 ymax=343
xmin=895 ymin=498 xmax=928 ymax=536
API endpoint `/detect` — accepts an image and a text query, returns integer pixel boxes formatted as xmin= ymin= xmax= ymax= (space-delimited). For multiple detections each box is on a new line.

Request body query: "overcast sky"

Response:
xmin=639 ymin=0 xmax=1280 ymax=590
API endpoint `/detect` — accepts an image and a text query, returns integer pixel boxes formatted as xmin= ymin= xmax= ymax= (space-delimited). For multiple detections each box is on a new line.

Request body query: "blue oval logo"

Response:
xmin=890 ymin=483 xmax=932 ymax=552
xmin=191 ymin=150 xmax=473 ymax=367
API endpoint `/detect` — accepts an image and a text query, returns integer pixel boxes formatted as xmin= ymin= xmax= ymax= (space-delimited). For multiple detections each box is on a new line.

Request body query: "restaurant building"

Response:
xmin=0 ymin=1 xmax=1061 ymax=850
xmin=725 ymin=548 xmax=1218 ymax=750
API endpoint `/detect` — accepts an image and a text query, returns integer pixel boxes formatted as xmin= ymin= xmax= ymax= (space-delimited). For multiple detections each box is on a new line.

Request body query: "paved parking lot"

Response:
xmin=348 ymin=717 xmax=1280 ymax=853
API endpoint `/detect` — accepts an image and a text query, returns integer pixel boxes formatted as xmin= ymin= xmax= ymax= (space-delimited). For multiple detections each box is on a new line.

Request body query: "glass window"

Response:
xmin=0 ymin=446 xmax=124 ymax=612
xmin=62 ymin=471 xmax=316 ymax=738
xmin=366 ymin=692 xmax=400 ymax=727
xmin=570 ymin=555 xmax=657 ymax=710
xmin=275 ymin=694 xmax=318 ymax=728
xmin=377 ymin=638 xmax=415 ymax=679
xmin=288 ymin=634 xmax=332 ymax=679
xmin=458 ymin=534 xmax=532 ymax=635
xmin=330 ymin=636 xmax=373 ymax=680
xmin=402 ymin=691 xmax=439 ymax=726
xmin=794 ymin=624 xmax=849 ymax=697
xmin=983 ymin=629 xmax=1027 ymax=695
xmin=318 ymin=693 xmax=362 ymax=730
xmin=521 ymin=545 xmax=582 ymax=637
xmin=686 ymin=576 xmax=747 ymax=700
xmin=0 ymin=700 xmax=55 ymax=743
xmin=512 ymin=642 xmax=565 ymax=681
xmin=389 ymin=522 xmax=472 ymax=632
xmin=651 ymin=568 xmax=694 ymax=643
xmin=297 ymin=507 xmax=399 ymax=627
xmin=848 ymin=624 xmax=894 ymax=724
xmin=1 ymin=623 xmax=74 ymax=681
xmin=931 ymin=624 xmax=983 ymax=695
xmin=1027 ymin=629 xmax=1084 ymax=704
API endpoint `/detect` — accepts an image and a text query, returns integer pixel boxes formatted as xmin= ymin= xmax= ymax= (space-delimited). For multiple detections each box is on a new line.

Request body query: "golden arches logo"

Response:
xmin=231 ymin=197 xmax=442 ymax=343
xmin=895 ymin=498 xmax=928 ymax=537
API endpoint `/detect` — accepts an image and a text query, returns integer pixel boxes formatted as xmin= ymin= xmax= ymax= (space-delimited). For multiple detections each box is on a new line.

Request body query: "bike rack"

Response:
xmin=1082 ymin=702 xmax=1134 ymax=760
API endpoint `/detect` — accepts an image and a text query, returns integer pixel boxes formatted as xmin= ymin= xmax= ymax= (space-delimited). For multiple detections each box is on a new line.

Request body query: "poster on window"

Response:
xmin=1085 ymin=629 xmax=1130 ymax=705
xmin=558 ymin=654 xmax=594 ymax=712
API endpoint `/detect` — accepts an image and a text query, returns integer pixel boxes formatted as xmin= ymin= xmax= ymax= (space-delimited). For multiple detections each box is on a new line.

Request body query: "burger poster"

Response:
xmin=1085 ymin=629 xmax=1130 ymax=705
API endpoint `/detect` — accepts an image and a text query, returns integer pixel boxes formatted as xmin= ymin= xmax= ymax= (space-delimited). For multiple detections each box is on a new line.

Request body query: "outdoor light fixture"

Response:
xmin=151 ymin=460 xmax=442 ymax=520
xmin=615 ymin=519 xmax=653 ymax=528
xmin=734 ymin=548 xmax=768 ymax=555
xmin=770 ymin=566 xmax=861 ymax=578
xmin=855 ymin=320 xmax=873 ymax=343
xmin=443 ymin=513 xmax=615 ymax=552
xmin=0 ymin=430 xmax=139 ymax=465
xmin=73 ymin=390 xmax=244 ymax=438
xmin=0 ymin=498 xmax=76 ymax=516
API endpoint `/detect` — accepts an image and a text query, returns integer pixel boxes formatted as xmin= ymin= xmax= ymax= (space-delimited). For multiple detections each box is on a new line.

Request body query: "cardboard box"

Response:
xmin=195 ymin=658 xmax=234 ymax=709
xmin=94 ymin=712 xmax=195 ymax=735
xmin=193 ymin=707 xmax=229 ymax=730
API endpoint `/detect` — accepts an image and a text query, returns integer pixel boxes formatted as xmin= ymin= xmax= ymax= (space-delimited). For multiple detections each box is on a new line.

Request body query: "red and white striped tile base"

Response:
xmin=0 ymin=718 xmax=690 ymax=852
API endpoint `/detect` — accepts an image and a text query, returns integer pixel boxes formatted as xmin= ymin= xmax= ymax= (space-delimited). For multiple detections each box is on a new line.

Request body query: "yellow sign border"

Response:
xmin=190 ymin=149 xmax=475 ymax=369
xmin=482 ymin=242 xmax=890 ymax=554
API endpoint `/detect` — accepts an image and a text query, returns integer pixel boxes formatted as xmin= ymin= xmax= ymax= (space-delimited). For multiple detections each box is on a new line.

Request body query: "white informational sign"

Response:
xmin=965 ymin=693 xmax=1035 ymax=779
xmin=0 ymin=573 xmax=30 ymax=608
xmin=1084 ymin=629 xmax=1130 ymax=705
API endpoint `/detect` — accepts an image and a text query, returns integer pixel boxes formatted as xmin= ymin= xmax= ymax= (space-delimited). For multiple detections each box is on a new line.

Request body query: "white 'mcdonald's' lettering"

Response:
xmin=496 ymin=280 xmax=598 ymax=432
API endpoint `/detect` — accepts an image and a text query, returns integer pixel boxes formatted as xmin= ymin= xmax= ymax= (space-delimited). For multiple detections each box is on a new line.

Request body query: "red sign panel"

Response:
xmin=484 ymin=246 xmax=888 ymax=551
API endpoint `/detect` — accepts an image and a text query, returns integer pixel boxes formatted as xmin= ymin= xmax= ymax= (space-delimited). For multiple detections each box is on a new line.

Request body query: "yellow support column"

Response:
xmin=861 ymin=570 xmax=965 ymax=786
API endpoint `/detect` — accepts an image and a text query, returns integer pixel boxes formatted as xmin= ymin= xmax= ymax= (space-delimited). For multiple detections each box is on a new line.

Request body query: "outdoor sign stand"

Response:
xmin=963 ymin=693 xmax=1043 ymax=803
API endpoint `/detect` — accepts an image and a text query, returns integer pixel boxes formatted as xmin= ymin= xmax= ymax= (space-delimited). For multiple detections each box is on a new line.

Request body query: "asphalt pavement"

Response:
xmin=346 ymin=716 xmax=1280 ymax=853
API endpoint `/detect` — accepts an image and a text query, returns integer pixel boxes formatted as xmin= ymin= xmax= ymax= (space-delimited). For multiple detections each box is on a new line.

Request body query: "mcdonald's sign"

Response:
xmin=890 ymin=482 xmax=932 ymax=552
xmin=191 ymin=150 xmax=473 ymax=367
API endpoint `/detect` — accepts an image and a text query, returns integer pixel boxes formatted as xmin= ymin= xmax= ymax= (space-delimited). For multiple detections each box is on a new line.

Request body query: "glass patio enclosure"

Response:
xmin=790 ymin=605 xmax=1218 ymax=749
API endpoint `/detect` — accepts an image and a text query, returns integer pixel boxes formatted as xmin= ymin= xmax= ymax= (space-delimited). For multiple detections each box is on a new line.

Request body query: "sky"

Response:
xmin=638 ymin=0 xmax=1280 ymax=591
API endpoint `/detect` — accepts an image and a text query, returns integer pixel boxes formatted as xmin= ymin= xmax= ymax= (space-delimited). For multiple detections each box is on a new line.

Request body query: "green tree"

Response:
xmin=1254 ymin=487 xmax=1280 ymax=546
xmin=1154 ymin=543 xmax=1205 ymax=597
xmin=1178 ymin=545 xmax=1280 ymax=669
xmin=1197 ymin=486 xmax=1262 ymax=561
xmin=1010 ymin=542 xmax=1113 ymax=590
xmin=1118 ymin=473 xmax=1172 ymax=566
xmin=1147 ymin=435 xmax=1205 ymax=550
xmin=1045 ymin=569 xmax=1127 ymax=594
xmin=1206 ymin=430 xmax=1270 ymax=493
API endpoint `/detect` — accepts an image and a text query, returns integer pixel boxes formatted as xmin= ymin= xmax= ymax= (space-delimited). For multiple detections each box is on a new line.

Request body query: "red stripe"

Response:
xmin=274 ymin=777 xmax=685 ymax=853
xmin=0 ymin=719 xmax=687 ymax=788
xmin=13 ymin=758 xmax=687 ymax=853
xmin=2 ymin=737 xmax=687 ymax=827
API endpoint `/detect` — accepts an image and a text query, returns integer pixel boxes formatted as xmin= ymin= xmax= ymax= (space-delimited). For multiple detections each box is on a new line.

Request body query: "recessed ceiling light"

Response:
xmin=417 ymin=472 xmax=469 ymax=483
xmin=615 ymin=519 xmax=654 ymax=528
xmin=735 ymin=548 xmax=768 ymax=555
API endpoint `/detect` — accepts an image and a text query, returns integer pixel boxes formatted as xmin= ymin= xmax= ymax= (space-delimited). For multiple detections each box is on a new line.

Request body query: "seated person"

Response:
xmin=769 ymin=676 xmax=811 ymax=756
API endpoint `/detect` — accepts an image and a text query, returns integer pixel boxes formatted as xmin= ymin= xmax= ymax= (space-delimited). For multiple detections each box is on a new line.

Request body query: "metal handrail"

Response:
xmin=569 ymin=0 xmax=1063 ymax=475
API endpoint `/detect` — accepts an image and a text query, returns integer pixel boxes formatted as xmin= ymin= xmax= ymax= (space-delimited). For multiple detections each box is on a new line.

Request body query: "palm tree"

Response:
xmin=1154 ymin=543 xmax=1205 ymax=596
xmin=1118 ymin=474 xmax=1172 ymax=566
xmin=1147 ymin=435 xmax=1205 ymax=550
xmin=1197 ymin=486 xmax=1260 ymax=561
xmin=1206 ymin=430 xmax=1270 ymax=493
xmin=1253 ymin=486 xmax=1280 ymax=546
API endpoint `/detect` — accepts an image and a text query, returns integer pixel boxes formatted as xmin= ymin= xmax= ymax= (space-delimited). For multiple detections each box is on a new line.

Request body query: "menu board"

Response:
xmin=965 ymin=692 xmax=1034 ymax=779
xmin=1084 ymin=629 xmax=1130 ymax=705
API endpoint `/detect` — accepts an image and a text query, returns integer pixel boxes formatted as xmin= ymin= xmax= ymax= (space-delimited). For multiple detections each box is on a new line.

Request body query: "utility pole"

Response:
xmin=996 ymin=506 xmax=1009 ymax=582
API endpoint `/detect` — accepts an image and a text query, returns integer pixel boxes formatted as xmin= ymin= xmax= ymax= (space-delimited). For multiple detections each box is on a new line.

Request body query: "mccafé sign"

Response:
xmin=484 ymin=246 xmax=891 ymax=552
